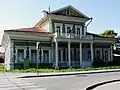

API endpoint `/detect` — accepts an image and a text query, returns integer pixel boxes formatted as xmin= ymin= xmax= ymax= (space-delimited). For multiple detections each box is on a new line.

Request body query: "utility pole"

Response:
xmin=36 ymin=42 xmax=40 ymax=75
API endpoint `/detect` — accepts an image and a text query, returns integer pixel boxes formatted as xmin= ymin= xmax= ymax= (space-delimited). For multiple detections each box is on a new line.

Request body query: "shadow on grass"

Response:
xmin=86 ymin=79 xmax=120 ymax=90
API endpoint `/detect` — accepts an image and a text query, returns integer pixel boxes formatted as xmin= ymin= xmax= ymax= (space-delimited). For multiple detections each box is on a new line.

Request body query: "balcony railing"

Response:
xmin=55 ymin=32 xmax=93 ymax=40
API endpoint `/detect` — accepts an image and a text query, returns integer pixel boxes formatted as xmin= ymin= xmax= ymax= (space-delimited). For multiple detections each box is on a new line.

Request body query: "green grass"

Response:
xmin=0 ymin=64 xmax=120 ymax=73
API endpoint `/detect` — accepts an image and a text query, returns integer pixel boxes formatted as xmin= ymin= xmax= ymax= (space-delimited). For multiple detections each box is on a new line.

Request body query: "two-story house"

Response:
xmin=2 ymin=5 xmax=115 ymax=70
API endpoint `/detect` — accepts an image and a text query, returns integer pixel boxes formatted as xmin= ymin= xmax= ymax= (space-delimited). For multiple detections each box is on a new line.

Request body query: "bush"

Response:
xmin=14 ymin=63 xmax=53 ymax=70
xmin=24 ymin=58 xmax=29 ymax=69
xmin=14 ymin=63 xmax=23 ymax=69
xmin=29 ymin=63 xmax=53 ymax=69
xmin=93 ymin=59 xmax=105 ymax=67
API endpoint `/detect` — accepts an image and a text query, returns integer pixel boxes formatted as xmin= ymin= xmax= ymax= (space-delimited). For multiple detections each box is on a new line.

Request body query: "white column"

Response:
xmin=79 ymin=43 xmax=82 ymax=67
xmin=24 ymin=49 xmax=26 ymax=59
xmin=68 ymin=41 xmax=71 ymax=68
xmin=65 ymin=25 xmax=67 ymax=36
xmin=55 ymin=41 xmax=58 ymax=68
xmin=10 ymin=41 xmax=14 ymax=63
xmin=15 ymin=48 xmax=18 ymax=63
xmin=110 ymin=45 xmax=113 ymax=61
xmin=51 ymin=43 xmax=54 ymax=63
xmin=91 ymin=42 xmax=94 ymax=63
xmin=61 ymin=49 xmax=63 ymax=62
xmin=84 ymin=27 xmax=87 ymax=36
xmin=65 ymin=48 xmax=67 ymax=61
xmin=80 ymin=26 xmax=82 ymax=37
xmin=10 ymin=40 xmax=14 ymax=70
xmin=41 ymin=49 xmax=43 ymax=63
xmin=29 ymin=49 xmax=31 ymax=63
xmin=60 ymin=26 xmax=62 ymax=35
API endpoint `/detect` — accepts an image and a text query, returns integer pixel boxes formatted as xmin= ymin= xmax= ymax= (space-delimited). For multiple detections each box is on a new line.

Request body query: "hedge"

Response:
xmin=14 ymin=63 xmax=53 ymax=69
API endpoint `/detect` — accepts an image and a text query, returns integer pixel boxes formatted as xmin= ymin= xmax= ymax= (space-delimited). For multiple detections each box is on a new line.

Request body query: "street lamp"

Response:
xmin=36 ymin=42 xmax=40 ymax=75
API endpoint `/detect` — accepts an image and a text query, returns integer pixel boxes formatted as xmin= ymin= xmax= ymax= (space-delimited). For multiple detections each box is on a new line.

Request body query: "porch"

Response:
xmin=10 ymin=40 xmax=94 ymax=69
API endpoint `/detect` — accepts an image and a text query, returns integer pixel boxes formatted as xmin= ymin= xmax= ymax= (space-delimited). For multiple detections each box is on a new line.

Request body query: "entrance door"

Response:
xmin=43 ymin=49 xmax=49 ymax=63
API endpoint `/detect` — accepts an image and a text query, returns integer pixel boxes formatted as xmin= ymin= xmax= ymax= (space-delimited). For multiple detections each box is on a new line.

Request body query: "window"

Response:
xmin=66 ymin=9 xmax=70 ymax=15
xmin=18 ymin=49 xmax=24 ymax=63
xmin=75 ymin=25 xmax=82 ymax=36
xmin=96 ymin=50 xmax=100 ymax=60
xmin=82 ymin=26 xmax=84 ymax=35
xmin=58 ymin=50 xmax=63 ymax=61
xmin=88 ymin=51 xmax=91 ymax=61
xmin=31 ymin=50 xmax=37 ymax=63
xmin=77 ymin=28 xmax=80 ymax=36
xmin=67 ymin=27 xmax=71 ymax=33
xmin=43 ymin=50 xmax=49 ymax=63
xmin=55 ymin=23 xmax=63 ymax=35
xmin=56 ymin=26 xmax=61 ymax=35
xmin=105 ymin=50 xmax=108 ymax=61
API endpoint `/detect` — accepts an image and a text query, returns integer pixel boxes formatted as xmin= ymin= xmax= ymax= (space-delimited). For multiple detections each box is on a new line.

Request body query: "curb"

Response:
xmin=19 ymin=69 xmax=120 ymax=78
xmin=86 ymin=79 xmax=120 ymax=90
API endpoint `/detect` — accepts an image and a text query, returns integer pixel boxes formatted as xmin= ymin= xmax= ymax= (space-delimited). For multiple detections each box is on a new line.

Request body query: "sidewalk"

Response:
xmin=94 ymin=81 xmax=120 ymax=90
xmin=19 ymin=69 xmax=120 ymax=78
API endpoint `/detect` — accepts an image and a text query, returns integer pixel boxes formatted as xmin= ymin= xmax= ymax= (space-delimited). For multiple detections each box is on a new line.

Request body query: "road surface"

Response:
xmin=0 ymin=72 xmax=120 ymax=90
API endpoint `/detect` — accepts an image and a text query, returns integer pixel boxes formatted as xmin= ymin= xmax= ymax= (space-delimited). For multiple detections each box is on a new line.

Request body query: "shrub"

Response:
xmin=24 ymin=58 xmax=29 ymax=69
xmin=93 ymin=59 xmax=105 ymax=67
xmin=29 ymin=63 xmax=53 ymax=69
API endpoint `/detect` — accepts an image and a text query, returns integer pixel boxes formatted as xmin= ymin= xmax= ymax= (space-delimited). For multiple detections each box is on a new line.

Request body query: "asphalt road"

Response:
xmin=1 ymin=72 xmax=120 ymax=90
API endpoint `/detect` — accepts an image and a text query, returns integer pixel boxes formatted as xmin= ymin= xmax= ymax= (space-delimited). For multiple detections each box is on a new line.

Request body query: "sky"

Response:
xmin=0 ymin=0 xmax=120 ymax=52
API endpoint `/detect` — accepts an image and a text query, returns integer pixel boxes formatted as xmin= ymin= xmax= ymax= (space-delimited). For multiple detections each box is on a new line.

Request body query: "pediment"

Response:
xmin=50 ymin=5 xmax=89 ymax=19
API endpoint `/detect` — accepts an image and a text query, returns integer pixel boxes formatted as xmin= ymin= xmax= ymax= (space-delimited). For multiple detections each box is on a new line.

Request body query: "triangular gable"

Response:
xmin=50 ymin=5 xmax=89 ymax=19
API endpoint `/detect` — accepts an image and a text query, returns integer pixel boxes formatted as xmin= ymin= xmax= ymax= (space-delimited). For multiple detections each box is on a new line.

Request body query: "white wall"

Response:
xmin=2 ymin=33 xmax=11 ymax=70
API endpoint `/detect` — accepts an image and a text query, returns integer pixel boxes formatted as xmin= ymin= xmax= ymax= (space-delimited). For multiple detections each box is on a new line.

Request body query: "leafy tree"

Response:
xmin=100 ymin=30 xmax=117 ymax=37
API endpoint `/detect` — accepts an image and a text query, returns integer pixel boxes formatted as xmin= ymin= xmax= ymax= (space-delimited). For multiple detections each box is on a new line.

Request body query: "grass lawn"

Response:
xmin=0 ymin=64 xmax=120 ymax=73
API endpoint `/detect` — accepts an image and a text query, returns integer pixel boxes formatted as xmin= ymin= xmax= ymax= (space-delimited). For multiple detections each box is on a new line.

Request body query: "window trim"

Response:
xmin=66 ymin=9 xmax=70 ymax=15
xmin=75 ymin=25 xmax=82 ymax=37
xmin=104 ymin=48 xmax=110 ymax=62
xmin=31 ymin=49 xmax=37 ymax=63
xmin=65 ymin=24 xmax=73 ymax=35
xmin=104 ymin=50 xmax=108 ymax=61
xmin=54 ymin=23 xmax=63 ymax=35
xmin=87 ymin=50 xmax=91 ymax=61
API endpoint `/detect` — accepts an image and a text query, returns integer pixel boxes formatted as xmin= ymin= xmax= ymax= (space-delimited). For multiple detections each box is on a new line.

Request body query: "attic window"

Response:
xmin=66 ymin=9 xmax=70 ymax=15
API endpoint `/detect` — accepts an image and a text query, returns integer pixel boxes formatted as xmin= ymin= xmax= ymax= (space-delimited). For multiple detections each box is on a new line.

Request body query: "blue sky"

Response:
xmin=0 ymin=0 xmax=120 ymax=51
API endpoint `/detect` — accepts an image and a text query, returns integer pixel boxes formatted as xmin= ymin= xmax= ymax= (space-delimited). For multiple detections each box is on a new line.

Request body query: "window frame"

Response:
xmin=104 ymin=50 xmax=108 ymax=61
xmin=54 ymin=23 xmax=63 ymax=35
xmin=75 ymin=25 xmax=82 ymax=37
xmin=66 ymin=9 xmax=70 ymax=15
xmin=65 ymin=24 xmax=73 ymax=35
xmin=87 ymin=50 xmax=91 ymax=61
xmin=31 ymin=49 xmax=37 ymax=63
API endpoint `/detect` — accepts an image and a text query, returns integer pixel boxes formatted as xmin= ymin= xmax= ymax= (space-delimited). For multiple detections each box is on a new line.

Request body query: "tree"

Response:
xmin=100 ymin=30 xmax=117 ymax=38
